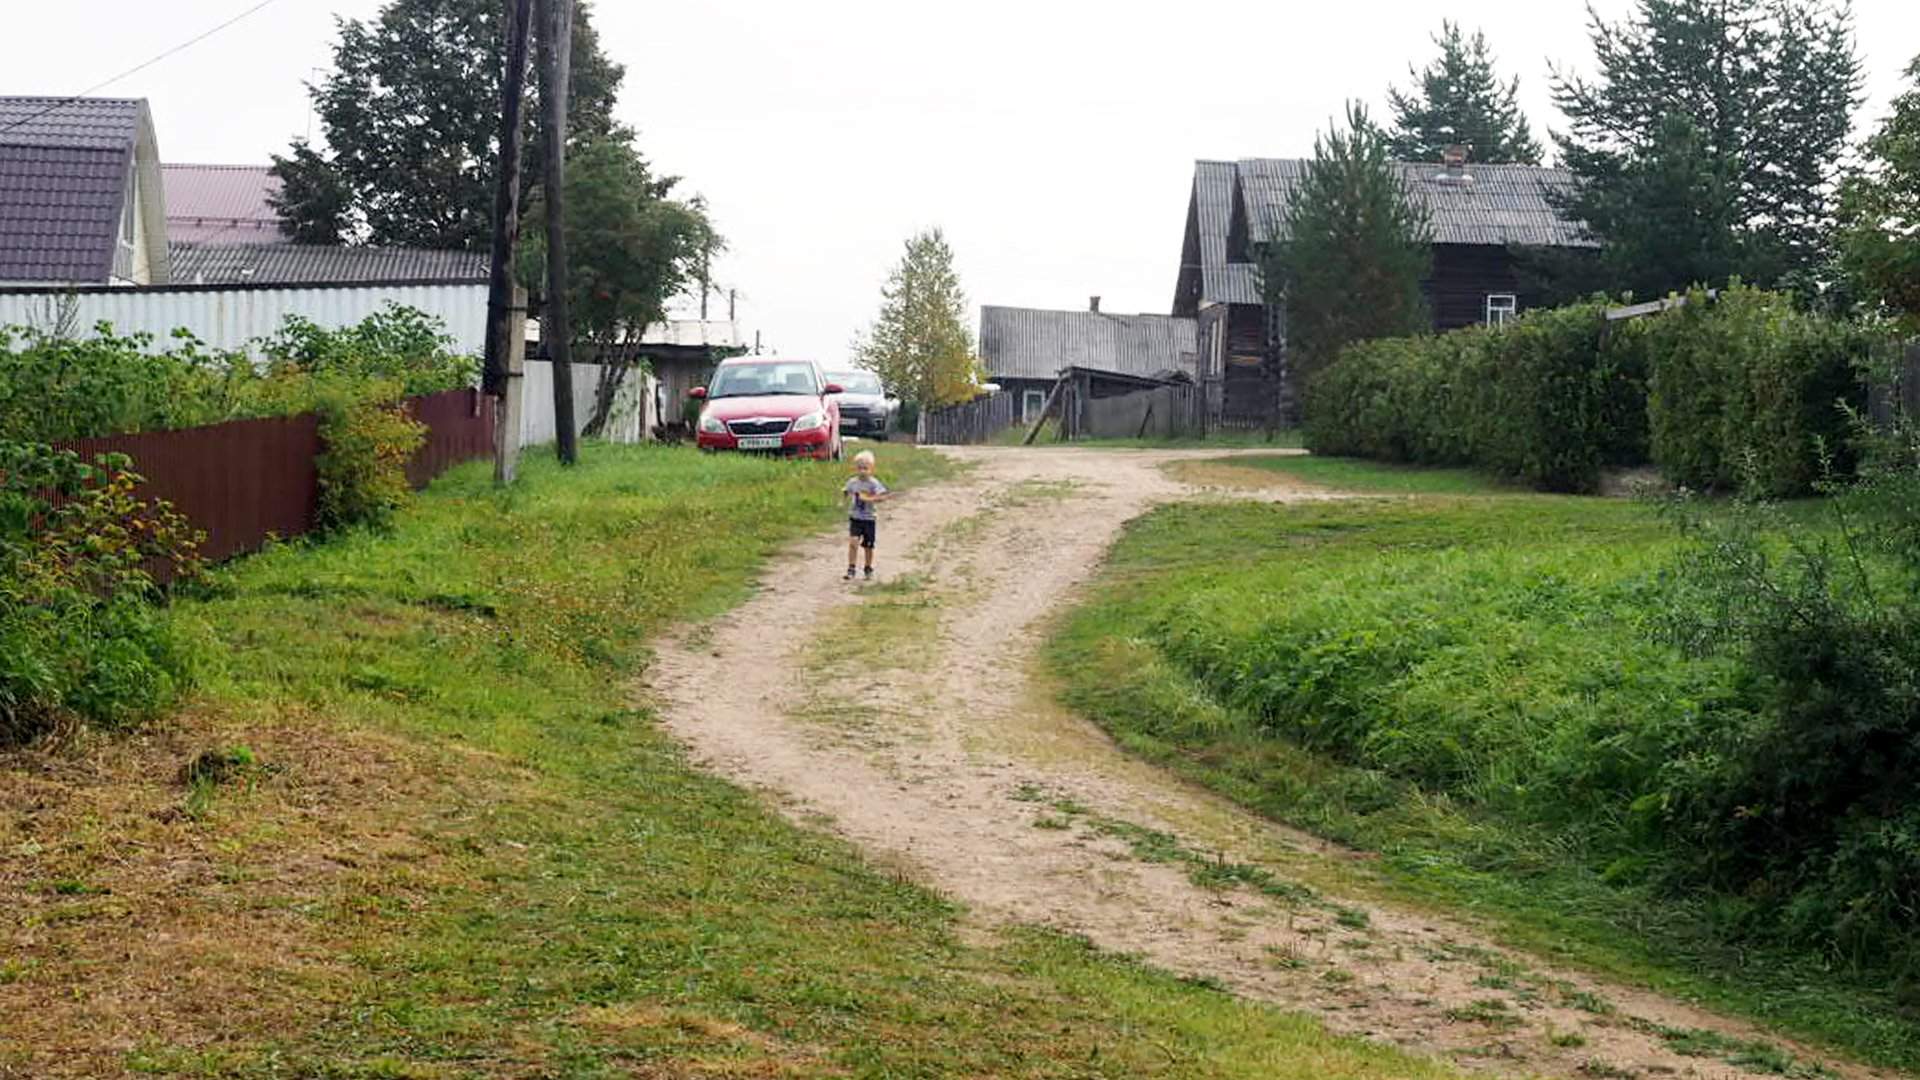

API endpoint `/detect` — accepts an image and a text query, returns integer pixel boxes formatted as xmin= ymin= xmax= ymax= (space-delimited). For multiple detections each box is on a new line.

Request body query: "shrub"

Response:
xmin=0 ymin=442 xmax=201 ymax=743
xmin=312 ymin=378 xmax=427 ymax=532
xmin=1306 ymin=287 xmax=1882 ymax=496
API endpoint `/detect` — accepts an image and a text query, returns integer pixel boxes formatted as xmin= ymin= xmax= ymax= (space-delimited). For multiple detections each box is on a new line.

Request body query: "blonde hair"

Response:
xmin=853 ymin=450 xmax=877 ymax=467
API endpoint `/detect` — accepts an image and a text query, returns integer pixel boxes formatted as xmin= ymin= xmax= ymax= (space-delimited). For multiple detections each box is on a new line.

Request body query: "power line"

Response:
xmin=0 ymin=0 xmax=285 ymax=138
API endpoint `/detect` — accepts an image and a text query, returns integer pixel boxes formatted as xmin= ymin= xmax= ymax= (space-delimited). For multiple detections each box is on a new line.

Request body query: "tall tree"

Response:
xmin=271 ymin=0 xmax=624 ymax=249
xmin=855 ymin=230 xmax=981 ymax=410
xmin=1387 ymin=22 xmax=1543 ymax=165
xmin=1837 ymin=54 xmax=1920 ymax=328
xmin=1262 ymin=103 xmax=1433 ymax=396
xmin=1550 ymin=0 xmax=1861 ymax=294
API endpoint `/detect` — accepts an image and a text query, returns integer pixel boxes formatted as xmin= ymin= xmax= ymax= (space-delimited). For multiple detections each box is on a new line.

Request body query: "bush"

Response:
xmin=1305 ymin=301 xmax=1635 ymax=492
xmin=1305 ymin=286 xmax=1882 ymax=496
xmin=0 ymin=442 xmax=201 ymax=743
xmin=1640 ymin=286 xmax=1876 ymax=496
xmin=1654 ymin=419 xmax=1920 ymax=972
xmin=313 ymin=379 xmax=426 ymax=532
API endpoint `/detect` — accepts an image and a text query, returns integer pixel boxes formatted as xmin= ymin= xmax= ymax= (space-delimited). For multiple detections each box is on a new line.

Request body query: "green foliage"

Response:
xmin=1837 ymin=54 xmax=1920 ymax=328
xmin=1385 ymin=21 xmax=1542 ymax=164
xmin=1304 ymin=301 xmax=1640 ymax=491
xmin=1053 ymin=490 xmax=1920 ymax=1067
xmin=272 ymin=0 xmax=625 ymax=248
xmin=1308 ymin=286 xmax=1884 ymax=495
xmin=1655 ymin=420 xmax=1920 ymax=976
xmin=1262 ymin=103 xmax=1432 ymax=386
xmin=1550 ymin=0 xmax=1862 ymax=292
xmin=256 ymin=304 xmax=477 ymax=395
xmin=1639 ymin=286 xmax=1877 ymax=495
xmin=0 ymin=443 xmax=200 ymax=744
xmin=855 ymin=228 xmax=984 ymax=408
xmin=311 ymin=379 xmax=427 ymax=533
xmin=516 ymin=136 xmax=718 ymax=348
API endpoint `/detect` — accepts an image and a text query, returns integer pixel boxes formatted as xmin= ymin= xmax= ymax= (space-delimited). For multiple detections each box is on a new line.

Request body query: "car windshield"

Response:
xmin=708 ymin=362 xmax=819 ymax=398
xmin=828 ymin=372 xmax=883 ymax=395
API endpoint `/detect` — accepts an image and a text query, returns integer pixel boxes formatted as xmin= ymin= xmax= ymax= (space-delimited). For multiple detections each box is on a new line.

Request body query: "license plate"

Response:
xmin=736 ymin=435 xmax=782 ymax=449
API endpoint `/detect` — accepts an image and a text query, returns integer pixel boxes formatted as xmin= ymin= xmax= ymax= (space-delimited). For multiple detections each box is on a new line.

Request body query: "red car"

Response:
xmin=692 ymin=357 xmax=845 ymax=460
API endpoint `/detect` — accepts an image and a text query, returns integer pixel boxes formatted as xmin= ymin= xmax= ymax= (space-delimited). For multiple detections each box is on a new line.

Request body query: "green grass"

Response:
xmin=1048 ymin=463 xmax=1920 ymax=1072
xmin=1190 ymin=453 xmax=1514 ymax=495
xmin=7 ymin=442 xmax=1469 ymax=1078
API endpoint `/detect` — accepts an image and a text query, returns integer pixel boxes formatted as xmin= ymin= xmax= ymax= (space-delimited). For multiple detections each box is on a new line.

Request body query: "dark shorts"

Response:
xmin=848 ymin=518 xmax=877 ymax=549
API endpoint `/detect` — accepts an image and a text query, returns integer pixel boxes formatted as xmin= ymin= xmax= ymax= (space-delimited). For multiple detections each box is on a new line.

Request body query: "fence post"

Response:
xmin=494 ymin=286 xmax=528 ymax=486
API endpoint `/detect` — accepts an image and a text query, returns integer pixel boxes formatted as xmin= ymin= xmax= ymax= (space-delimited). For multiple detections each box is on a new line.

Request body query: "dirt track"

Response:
xmin=647 ymin=446 xmax=1889 ymax=1080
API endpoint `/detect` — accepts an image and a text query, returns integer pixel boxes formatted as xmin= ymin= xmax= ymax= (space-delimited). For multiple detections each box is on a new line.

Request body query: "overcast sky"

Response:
xmin=7 ymin=0 xmax=1917 ymax=361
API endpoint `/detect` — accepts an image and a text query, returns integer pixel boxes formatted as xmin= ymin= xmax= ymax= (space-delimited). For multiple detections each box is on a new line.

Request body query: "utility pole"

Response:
xmin=485 ymin=0 xmax=535 ymax=486
xmin=539 ymin=0 xmax=578 ymax=466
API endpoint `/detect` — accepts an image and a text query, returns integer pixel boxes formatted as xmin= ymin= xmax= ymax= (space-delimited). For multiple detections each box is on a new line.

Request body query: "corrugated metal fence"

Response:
xmin=0 ymin=281 xmax=489 ymax=357
xmin=918 ymin=393 xmax=1018 ymax=445
xmin=52 ymin=388 xmax=493 ymax=581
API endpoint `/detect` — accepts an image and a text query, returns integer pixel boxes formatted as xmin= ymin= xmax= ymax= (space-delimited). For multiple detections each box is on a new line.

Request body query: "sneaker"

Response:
xmin=844 ymin=566 xmax=857 ymax=580
xmin=863 ymin=566 xmax=875 ymax=580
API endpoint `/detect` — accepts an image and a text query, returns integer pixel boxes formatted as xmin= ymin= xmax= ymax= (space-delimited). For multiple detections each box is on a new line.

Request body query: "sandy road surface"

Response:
xmin=647 ymin=446 xmax=1889 ymax=1080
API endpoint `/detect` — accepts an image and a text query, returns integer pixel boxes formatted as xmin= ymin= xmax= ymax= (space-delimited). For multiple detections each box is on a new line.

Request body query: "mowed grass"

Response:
xmin=1178 ymin=453 xmax=1512 ymax=495
xmin=1050 ymin=458 xmax=1920 ymax=1073
xmin=0 ymin=443 xmax=1465 ymax=1079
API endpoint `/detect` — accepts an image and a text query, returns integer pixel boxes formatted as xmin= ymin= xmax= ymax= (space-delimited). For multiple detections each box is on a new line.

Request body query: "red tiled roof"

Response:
xmin=162 ymin=163 xmax=286 ymax=244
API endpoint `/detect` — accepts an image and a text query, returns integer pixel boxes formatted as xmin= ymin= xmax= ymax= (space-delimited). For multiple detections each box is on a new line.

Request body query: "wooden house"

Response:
xmin=979 ymin=300 xmax=1198 ymax=425
xmin=1172 ymin=151 xmax=1594 ymax=423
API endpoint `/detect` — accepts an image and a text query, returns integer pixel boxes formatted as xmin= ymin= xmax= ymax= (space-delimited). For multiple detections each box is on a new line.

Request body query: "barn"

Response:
xmin=1172 ymin=150 xmax=1594 ymax=423
xmin=979 ymin=300 xmax=1198 ymax=426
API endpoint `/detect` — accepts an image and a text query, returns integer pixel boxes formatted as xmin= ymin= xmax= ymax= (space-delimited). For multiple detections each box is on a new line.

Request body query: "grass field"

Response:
xmin=1 ymin=443 xmax=1467 ymax=1079
xmin=1050 ymin=456 xmax=1920 ymax=1073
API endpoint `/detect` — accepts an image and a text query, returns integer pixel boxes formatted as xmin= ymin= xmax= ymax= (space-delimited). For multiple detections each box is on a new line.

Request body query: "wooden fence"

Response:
xmin=1073 ymin=384 xmax=1208 ymax=441
xmin=53 ymin=388 xmax=494 ymax=581
xmin=918 ymin=392 xmax=1018 ymax=445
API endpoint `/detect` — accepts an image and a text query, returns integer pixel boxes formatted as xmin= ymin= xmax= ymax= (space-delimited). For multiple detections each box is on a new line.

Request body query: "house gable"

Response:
xmin=0 ymin=97 xmax=168 ymax=285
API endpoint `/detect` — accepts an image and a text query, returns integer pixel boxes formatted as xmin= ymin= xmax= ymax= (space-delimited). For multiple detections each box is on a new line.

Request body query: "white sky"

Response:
xmin=6 ymin=0 xmax=1917 ymax=361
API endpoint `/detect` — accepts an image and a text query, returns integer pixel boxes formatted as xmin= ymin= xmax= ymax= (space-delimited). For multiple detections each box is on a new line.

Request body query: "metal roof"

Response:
xmin=0 ymin=97 xmax=168 ymax=283
xmin=162 ymin=164 xmax=286 ymax=244
xmin=643 ymin=319 xmax=744 ymax=349
xmin=1180 ymin=156 xmax=1590 ymax=310
xmin=169 ymin=242 xmax=486 ymax=285
xmin=1239 ymin=159 xmax=1591 ymax=248
xmin=980 ymin=305 xmax=1199 ymax=382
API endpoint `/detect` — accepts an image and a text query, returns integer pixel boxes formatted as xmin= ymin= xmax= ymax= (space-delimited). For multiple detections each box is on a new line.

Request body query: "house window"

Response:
xmin=1023 ymin=389 xmax=1047 ymax=424
xmin=1486 ymin=293 xmax=1518 ymax=326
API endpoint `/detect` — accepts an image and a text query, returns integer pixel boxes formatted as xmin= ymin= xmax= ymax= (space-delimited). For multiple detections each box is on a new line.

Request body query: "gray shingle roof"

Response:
xmin=169 ymin=243 xmax=487 ymax=284
xmin=980 ymin=306 xmax=1199 ymax=382
xmin=0 ymin=98 xmax=149 ymax=283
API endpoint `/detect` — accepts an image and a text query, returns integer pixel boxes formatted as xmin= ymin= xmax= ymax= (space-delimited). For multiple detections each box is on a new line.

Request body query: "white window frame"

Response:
xmin=1486 ymin=293 xmax=1518 ymax=326
xmin=1022 ymin=389 xmax=1047 ymax=424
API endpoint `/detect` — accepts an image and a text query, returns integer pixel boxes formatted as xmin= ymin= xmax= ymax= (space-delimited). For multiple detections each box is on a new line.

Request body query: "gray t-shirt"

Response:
xmin=844 ymin=476 xmax=888 ymax=521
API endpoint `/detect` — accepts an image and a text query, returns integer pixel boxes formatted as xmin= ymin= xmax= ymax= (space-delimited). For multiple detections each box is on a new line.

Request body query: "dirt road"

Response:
xmin=647 ymin=446 xmax=1886 ymax=1080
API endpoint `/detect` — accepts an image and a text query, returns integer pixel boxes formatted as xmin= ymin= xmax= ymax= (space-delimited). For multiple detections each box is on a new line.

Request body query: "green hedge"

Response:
xmin=1305 ymin=301 xmax=1643 ymax=492
xmin=1305 ymin=285 xmax=1884 ymax=496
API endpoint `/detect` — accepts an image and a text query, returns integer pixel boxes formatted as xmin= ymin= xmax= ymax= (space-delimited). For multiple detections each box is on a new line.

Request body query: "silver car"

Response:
xmin=825 ymin=370 xmax=897 ymax=440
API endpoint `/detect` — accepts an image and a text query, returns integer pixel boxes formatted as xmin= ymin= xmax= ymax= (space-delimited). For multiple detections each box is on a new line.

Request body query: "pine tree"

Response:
xmin=1837 ymin=54 xmax=1920 ymax=327
xmin=271 ymin=0 xmax=625 ymax=249
xmin=1550 ymin=0 xmax=1860 ymax=293
xmin=1387 ymin=22 xmax=1543 ymax=165
xmin=1262 ymin=104 xmax=1433 ymax=390
xmin=855 ymin=230 xmax=982 ymax=410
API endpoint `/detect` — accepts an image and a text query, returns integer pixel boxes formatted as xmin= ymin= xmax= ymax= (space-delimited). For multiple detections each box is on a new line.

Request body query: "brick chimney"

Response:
xmin=1089 ymin=295 xmax=1101 ymax=313
xmin=1437 ymin=144 xmax=1473 ymax=186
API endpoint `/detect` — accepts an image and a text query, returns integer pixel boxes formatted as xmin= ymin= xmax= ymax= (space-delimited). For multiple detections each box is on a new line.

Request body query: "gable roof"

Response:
xmin=163 ymin=164 xmax=287 ymax=244
xmin=1176 ymin=157 xmax=1589 ymax=314
xmin=169 ymin=242 xmax=486 ymax=285
xmin=0 ymin=97 xmax=170 ymax=284
xmin=980 ymin=305 xmax=1199 ymax=383
xmin=1239 ymin=159 xmax=1589 ymax=248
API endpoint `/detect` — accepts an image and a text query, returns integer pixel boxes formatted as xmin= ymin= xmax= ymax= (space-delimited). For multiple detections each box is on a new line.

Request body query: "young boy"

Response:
xmin=843 ymin=450 xmax=890 ymax=580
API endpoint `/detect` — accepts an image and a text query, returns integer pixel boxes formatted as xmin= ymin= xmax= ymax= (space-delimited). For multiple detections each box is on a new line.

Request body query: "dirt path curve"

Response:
xmin=647 ymin=446 xmax=1889 ymax=1080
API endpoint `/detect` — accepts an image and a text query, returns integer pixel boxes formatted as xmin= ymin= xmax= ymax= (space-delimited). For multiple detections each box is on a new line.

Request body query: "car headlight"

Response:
xmin=699 ymin=412 xmax=727 ymax=434
xmin=792 ymin=410 xmax=827 ymax=432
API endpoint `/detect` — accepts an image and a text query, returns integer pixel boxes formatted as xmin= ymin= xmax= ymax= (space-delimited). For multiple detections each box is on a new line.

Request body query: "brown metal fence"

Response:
xmin=918 ymin=392 xmax=1018 ymax=445
xmin=51 ymin=389 xmax=494 ymax=581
